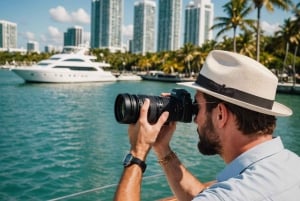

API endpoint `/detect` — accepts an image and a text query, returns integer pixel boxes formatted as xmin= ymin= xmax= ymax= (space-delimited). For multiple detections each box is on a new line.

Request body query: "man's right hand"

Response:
xmin=128 ymin=98 xmax=170 ymax=161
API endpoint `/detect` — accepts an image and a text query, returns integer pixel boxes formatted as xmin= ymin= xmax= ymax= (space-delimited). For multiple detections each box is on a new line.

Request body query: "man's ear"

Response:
xmin=216 ymin=103 xmax=228 ymax=127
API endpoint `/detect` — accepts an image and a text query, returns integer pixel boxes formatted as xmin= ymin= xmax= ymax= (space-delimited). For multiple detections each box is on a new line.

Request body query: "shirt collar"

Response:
xmin=217 ymin=137 xmax=284 ymax=182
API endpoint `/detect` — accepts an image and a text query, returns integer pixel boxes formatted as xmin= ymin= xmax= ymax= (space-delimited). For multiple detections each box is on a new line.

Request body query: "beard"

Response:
xmin=197 ymin=114 xmax=222 ymax=155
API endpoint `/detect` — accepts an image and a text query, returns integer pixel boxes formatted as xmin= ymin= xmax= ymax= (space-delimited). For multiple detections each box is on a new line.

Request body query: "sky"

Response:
xmin=0 ymin=0 xmax=296 ymax=51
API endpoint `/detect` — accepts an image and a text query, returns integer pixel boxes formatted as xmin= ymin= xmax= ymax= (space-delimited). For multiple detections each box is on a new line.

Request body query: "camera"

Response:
xmin=114 ymin=88 xmax=197 ymax=124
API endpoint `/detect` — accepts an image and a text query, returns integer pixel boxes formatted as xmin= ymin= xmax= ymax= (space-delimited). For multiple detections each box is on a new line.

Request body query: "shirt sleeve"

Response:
xmin=192 ymin=182 xmax=235 ymax=201
xmin=192 ymin=190 xmax=224 ymax=201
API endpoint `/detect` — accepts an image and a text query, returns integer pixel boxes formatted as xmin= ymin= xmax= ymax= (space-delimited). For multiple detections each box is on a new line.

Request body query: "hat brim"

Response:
xmin=178 ymin=82 xmax=293 ymax=117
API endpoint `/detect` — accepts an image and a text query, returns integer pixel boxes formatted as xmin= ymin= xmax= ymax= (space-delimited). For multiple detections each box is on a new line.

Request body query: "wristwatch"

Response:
xmin=123 ymin=153 xmax=147 ymax=173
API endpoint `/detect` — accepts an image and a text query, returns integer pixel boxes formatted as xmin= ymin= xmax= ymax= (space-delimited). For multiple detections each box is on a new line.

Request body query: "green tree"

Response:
xmin=275 ymin=18 xmax=299 ymax=70
xmin=199 ymin=40 xmax=217 ymax=52
xmin=192 ymin=48 xmax=208 ymax=73
xmin=236 ymin=30 xmax=256 ymax=57
xmin=211 ymin=0 xmax=254 ymax=52
xmin=293 ymin=2 xmax=300 ymax=28
xmin=252 ymin=0 xmax=292 ymax=61
xmin=160 ymin=51 xmax=184 ymax=73
xmin=291 ymin=2 xmax=300 ymax=77
xmin=177 ymin=43 xmax=198 ymax=76
xmin=215 ymin=36 xmax=234 ymax=51
xmin=137 ymin=56 xmax=152 ymax=71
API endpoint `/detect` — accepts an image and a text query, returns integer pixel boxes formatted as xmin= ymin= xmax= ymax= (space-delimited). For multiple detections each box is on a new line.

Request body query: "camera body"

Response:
xmin=114 ymin=88 xmax=196 ymax=124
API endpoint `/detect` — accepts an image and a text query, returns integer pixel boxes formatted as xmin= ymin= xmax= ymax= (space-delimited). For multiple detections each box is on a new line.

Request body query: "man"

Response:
xmin=114 ymin=50 xmax=300 ymax=201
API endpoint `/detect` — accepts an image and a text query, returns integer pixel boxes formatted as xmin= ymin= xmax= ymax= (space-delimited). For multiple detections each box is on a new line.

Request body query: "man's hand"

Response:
xmin=128 ymin=98 xmax=170 ymax=160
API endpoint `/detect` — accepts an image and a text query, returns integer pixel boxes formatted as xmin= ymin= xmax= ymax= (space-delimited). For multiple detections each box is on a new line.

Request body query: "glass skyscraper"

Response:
xmin=0 ymin=20 xmax=17 ymax=49
xmin=133 ymin=0 xmax=156 ymax=54
xmin=157 ymin=0 xmax=182 ymax=52
xmin=91 ymin=0 xmax=123 ymax=52
xmin=64 ymin=26 xmax=83 ymax=47
xmin=184 ymin=0 xmax=214 ymax=46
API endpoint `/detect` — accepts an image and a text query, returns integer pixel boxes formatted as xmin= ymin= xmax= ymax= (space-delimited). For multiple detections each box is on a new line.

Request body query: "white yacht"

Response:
xmin=11 ymin=47 xmax=117 ymax=83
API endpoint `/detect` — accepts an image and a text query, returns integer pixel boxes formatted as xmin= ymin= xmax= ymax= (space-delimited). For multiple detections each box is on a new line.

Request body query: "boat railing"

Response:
xmin=47 ymin=161 xmax=203 ymax=200
xmin=47 ymin=173 xmax=166 ymax=201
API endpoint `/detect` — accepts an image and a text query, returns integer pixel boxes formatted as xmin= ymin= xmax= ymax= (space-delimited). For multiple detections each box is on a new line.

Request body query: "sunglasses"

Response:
xmin=192 ymin=100 xmax=217 ymax=115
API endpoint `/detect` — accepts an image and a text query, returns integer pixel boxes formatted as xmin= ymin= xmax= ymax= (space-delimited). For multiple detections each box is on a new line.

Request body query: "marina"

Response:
xmin=1 ymin=69 xmax=300 ymax=200
xmin=1 ymin=0 xmax=299 ymax=198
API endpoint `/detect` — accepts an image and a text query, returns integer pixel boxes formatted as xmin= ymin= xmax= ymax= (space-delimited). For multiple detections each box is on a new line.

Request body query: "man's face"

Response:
xmin=194 ymin=91 xmax=222 ymax=155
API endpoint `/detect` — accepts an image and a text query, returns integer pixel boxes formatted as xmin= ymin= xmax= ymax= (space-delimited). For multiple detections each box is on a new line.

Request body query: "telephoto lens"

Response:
xmin=114 ymin=88 xmax=197 ymax=124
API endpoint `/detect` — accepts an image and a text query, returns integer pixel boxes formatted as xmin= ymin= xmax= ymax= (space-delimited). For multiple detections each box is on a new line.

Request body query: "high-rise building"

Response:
xmin=44 ymin=45 xmax=56 ymax=53
xmin=91 ymin=0 xmax=123 ymax=52
xmin=157 ymin=0 xmax=181 ymax=52
xmin=133 ymin=0 xmax=156 ymax=54
xmin=27 ymin=41 xmax=39 ymax=53
xmin=0 ymin=20 xmax=17 ymax=49
xmin=184 ymin=0 xmax=214 ymax=46
xmin=64 ymin=26 xmax=83 ymax=46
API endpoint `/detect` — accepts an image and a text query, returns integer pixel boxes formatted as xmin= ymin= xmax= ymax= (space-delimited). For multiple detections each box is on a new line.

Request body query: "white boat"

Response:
xmin=117 ymin=73 xmax=142 ymax=81
xmin=277 ymin=82 xmax=300 ymax=95
xmin=10 ymin=46 xmax=117 ymax=83
xmin=141 ymin=71 xmax=195 ymax=83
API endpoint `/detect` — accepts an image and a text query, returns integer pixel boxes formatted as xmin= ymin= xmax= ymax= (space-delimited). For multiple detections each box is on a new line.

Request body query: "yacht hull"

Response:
xmin=11 ymin=67 xmax=117 ymax=83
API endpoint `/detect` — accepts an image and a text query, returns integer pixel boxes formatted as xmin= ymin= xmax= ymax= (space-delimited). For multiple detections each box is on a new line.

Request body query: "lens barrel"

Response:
xmin=114 ymin=89 xmax=195 ymax=124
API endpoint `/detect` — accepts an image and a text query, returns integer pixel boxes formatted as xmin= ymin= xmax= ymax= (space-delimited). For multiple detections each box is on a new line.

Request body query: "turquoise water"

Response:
xmin=0 ymin=69 xmax=299 ymax=200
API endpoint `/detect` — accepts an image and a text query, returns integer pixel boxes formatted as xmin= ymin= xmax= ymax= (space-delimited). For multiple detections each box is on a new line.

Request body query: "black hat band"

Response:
xmin=195 ymin=74 xmax=274 ymax=110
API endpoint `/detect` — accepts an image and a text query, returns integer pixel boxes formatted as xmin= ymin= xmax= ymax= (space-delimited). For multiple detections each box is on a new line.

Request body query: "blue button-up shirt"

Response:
xmin=193 ymin=137 xmax=300 ymax=201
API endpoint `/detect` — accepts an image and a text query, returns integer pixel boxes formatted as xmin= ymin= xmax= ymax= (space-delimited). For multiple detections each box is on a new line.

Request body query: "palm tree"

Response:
xmin=251 ymin=0 xmax=292 ymax=61
xmin=177 ymin=43 xmax=198 ymax=76
xmin=275 ymin=18 xmax=299 ymax=69
xmin=290 ymin=3 xmax=300 ymax=84
xmin=259 ymin=52 xmax=278 ymax=67
xmin=161 ymin=59 xmax=184 ymax=74
xmin=236 ymin=30 xmax=256 ymax=57
xmin=211 ymin=0 xmax=254 ymax=52
xmin=192 ymin=48 xmax=209 ymax=73
xmin=275 ymin=16 xmax=300 ymax=84
xmin=137 ymin=56 xmax=152 ymax=71
xmin=200 ymin=40 xmax=217 ymax=52
xmin=148 ymin=53 xmax=160 ymax=70
xmin=293 ymin=2 xmax=300 ymax=28
xmin=215 ymin=36 xmax=234 ymax=51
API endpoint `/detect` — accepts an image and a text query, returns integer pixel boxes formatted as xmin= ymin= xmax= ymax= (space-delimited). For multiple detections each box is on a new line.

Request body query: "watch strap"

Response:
xmin=130 ymin=157 xmax=147 ymax=173
xmin=123 ymin=153 xmax=147 ymax=173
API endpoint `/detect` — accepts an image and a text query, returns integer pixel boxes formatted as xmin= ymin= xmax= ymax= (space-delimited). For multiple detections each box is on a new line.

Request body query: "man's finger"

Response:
xmin=140 ymin=98 xmax=150 ymax=122
xmin=156 ymin=111 xmax=169 ymax=127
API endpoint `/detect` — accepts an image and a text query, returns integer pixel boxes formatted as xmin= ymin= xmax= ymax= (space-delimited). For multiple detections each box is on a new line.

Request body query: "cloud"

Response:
xmin=49 ymin=6 xmax=71 ymax=23
xmin=25 ymin=32 xmax=35 ymax=41
xmin=71 ymin=8 xmax=90 ymax=24
xmin=49 ymin=6 xmax=90 ymax=24
xmin=261 ymin=21 xmax=280 ymax=36
xmin=40 ymin=26 xmax=63 ymax=48
xmin=48 ymin=26 xmax=61 ymax=38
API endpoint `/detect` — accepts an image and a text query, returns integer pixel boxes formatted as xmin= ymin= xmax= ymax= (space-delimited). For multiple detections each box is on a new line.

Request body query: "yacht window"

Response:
xmin=54 ymin=66 xmax=97 ymax=71
xmin=37 ymin=62 xmax=50 ymax=66
xmin=63 ymin=59 xmax=85 ymax=62
xmin=49 ymin=57 xmax=60 ymax=60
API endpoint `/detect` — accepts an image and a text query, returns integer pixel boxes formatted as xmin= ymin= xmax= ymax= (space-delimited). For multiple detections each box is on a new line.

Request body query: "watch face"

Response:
xmin=123 ymin=153 xmax=133 ymax=167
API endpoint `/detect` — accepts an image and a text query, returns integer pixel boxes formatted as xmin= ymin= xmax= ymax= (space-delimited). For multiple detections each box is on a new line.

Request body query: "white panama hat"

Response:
xmin=179 ymin=50 xmax=293 ymax=116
